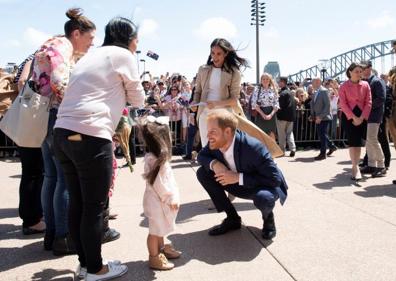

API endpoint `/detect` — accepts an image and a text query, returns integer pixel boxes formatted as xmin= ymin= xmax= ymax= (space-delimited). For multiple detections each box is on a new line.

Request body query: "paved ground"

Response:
xmin=1 ymin=146 xmax=396 ymax=281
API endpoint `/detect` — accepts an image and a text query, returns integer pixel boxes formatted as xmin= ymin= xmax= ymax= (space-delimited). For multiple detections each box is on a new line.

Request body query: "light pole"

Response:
xmin=250 ymin=0 xmax=266 ymax=85
xmin=140 ymin=59 xmax=146 ymax=74
xmin=318 ymin=59 xmax=330 ymax=82
xmin=136 ymin=50 xmax=141 ymax=74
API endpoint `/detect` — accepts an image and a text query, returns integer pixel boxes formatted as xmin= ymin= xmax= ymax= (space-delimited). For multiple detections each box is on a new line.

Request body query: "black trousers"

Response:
xmin=54 ymin=128 xmax=112 ymax=274
xmin=18 ymin=147 xmax=44 ymax=227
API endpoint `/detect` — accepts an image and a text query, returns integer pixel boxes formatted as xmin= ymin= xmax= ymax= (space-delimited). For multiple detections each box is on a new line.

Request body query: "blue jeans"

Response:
xmin=316 ymin=120 xmax=336 ymax=155
xmin=41 ymin=108 xmax=69 ymax=237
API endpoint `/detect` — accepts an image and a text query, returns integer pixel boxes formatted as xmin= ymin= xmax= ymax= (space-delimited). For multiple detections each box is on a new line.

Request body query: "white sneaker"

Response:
xmin=76 ymin=264 xmax=87 ymax=279
xmin=76 ymin=261 xmax=121 ymax=279
xmin=84 ymin=261 xmax=127 ymax=281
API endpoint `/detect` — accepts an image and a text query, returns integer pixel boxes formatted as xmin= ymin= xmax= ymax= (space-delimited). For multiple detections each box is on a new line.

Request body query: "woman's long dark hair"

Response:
xmin=102 ymin=17 xmax=138 ymax=50
xmin=206 ymin=38 xmax=249 ymax=72
xmin=141 ymin=120 xmax=172 ymax=185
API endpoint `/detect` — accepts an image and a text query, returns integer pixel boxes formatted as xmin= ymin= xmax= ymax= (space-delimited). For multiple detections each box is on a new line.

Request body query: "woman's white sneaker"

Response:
xmin=85 ymin=261 xmax=127 ymax=281
xmin=76 ymin=260 xmax=121 ymax=279
xmin=76 ymin=265 xmax=87 ymax=279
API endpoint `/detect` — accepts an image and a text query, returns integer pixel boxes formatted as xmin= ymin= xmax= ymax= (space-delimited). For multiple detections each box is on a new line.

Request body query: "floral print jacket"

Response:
xmin=31 ymin=36 xmax=74 ymax=108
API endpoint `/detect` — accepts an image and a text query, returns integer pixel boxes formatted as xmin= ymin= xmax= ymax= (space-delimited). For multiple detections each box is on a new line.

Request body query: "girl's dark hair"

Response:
xmin=102 ymin=17 xmax=138 ymax=49
xmin=206 ymin=38 xmax=249 ymax=73
xmin=64 ymin=8 xmax=96 ymax=38
xmin=346 ymin=62 xmax=363 ymax=79
xmin=141 ymin=121 xmax=172 ymax=185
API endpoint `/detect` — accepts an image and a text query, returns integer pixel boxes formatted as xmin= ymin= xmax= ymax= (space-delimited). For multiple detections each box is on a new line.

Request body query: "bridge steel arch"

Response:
xmin=288 ymin=40 xmax=395 ymax=82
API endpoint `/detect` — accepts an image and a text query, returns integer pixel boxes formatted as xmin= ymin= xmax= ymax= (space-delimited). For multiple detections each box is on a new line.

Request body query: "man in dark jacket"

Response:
xmin=197 ymin=109 xmax=288 ymax=240
xmin=360 ymin=61 xmax=386 ymax=177
xmin=276 ymin=77 xmax=297 ymax=157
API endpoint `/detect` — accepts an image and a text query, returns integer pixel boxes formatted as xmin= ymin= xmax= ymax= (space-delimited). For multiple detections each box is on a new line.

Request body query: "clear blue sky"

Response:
xmin=1 ymin=0 xmax=395 ymax=82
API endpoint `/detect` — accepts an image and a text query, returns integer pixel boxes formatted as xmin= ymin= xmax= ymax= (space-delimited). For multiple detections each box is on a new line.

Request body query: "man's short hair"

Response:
xmin=360 ymin=60 xmax=372 ymax=69
xmin=279 ymin=76 xmax=288 ymax=84
xmin=207 ymin=109 xmax=238 ymax=133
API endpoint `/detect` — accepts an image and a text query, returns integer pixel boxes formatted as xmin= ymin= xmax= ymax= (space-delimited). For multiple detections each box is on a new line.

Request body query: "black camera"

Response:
xmin=147 ymin=50 xmax=159 ymax=60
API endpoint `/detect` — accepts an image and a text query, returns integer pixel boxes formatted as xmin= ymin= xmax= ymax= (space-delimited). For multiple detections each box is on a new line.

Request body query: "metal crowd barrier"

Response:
xmin=293 ymin=109 xmax=348 ymax=144
xmin=129 ymin=108 xmax=185 ymax=155
xmin=0 ymin=108 xmax=349 ymax=154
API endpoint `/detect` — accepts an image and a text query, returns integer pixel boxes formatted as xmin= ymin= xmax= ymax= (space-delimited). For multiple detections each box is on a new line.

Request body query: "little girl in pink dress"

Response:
xmin=141 ymin=116 xmax=181 ymax=270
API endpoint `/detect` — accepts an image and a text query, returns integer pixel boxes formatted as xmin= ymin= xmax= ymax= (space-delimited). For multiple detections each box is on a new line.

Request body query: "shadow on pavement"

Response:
xmin=246 ymin=226 xmax=274 ymax=248
xmin=170 ymin=163 xmax=193 ymax=169
xmin=337 ymin=160 xmax=352 ymax=165
xmin=0 ymin=207 xmax=18 ymax=219
xmin=354 ymin=184 xmax=396 ymax=198
xmin=290 ymin=157 xmax=315 ymax=163
xmin=168 ymin=226 xmax=263 ymax=267
xmin=31 ymin=268 xmax=74 ymax=281
xmin=313 ymin=168 xmax=368 ymax=189
xmin=0 ymin=223 xmax=25 ymax=240
xmin=139 ymin=200 xmax=256 ymax=228
xmin=119 ymin=260 xmax=156 ymax=281
xmin=0 ymin=241 xmax=62 ymax=272
xmin=171 ymin=159 xmax=185 ymax=163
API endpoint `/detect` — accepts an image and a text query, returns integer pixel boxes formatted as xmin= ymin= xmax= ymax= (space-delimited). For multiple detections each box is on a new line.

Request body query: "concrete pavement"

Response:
xmin=1 ymin=147 xmax=396 ymax=281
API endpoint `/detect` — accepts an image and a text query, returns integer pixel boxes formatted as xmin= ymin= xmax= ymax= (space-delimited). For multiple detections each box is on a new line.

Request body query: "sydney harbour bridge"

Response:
xmin=286 ymin=40 xmax=395 ymax=82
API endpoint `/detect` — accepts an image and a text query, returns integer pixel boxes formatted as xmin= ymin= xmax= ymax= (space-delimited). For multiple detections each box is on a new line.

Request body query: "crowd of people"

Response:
xmin=0 ymin=7 xmax=396 ymax=281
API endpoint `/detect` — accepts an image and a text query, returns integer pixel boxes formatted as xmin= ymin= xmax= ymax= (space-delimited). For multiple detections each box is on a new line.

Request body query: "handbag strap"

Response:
xmin=18 ymin=58 xmax=35 ymax=98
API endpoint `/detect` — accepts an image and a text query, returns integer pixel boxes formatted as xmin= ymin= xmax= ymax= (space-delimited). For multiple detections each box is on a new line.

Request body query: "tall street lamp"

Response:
xmin=136 ymin=50 xmax=141 ymax=74
xmin=318 ymin=59 xmax=330 ymax=82
xmin=140 ymin=59 xmax=146 ymax=74
xmin=251 ymin=0 xmax=266 ymax=85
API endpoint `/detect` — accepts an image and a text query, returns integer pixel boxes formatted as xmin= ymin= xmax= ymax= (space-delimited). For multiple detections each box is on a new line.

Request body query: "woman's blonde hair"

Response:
xmin=260 ymin=72 xmax=278 ymax=95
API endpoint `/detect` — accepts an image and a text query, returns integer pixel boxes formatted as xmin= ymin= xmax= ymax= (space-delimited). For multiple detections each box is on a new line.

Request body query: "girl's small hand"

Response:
xmin=170 ymin=203 xmax=179 ymax=211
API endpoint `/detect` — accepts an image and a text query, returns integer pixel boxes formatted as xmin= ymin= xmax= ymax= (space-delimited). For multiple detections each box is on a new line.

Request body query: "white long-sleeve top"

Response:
xmin=55 ymin=46 xmax=144 ymax=140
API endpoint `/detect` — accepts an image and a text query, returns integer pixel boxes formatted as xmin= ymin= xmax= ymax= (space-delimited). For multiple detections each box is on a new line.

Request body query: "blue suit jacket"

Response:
xmin=198 ymin=130 xmax=288 ymax=205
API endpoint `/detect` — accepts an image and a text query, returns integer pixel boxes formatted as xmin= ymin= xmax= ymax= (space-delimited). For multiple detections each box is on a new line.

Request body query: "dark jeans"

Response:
xmin=18 ymin=146 xmax=44 ymax=228
xmin=185 ymin=123 xmax=197 ymax=158
xmin=197 ymin=167 xmax=279 ymax=221
xmin=53 ymin=128 xmax=112 ymax=274
xmin=316 ymin=120 xmax=336 ymax=155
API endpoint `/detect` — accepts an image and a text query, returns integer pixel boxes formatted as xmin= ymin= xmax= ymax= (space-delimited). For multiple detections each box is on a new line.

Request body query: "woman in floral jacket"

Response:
xmin=32 ymin=8 xmax=96 ymax=255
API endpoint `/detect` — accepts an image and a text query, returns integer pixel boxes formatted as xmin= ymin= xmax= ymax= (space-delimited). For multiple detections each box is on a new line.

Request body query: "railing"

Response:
xmin=0 ymin=108 xmax=349 ymax=153
xmin=293 ymin=109 xmax=347 ymax=144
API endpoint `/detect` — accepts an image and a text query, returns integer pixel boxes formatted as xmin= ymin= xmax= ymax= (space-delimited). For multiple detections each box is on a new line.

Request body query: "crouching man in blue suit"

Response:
xmin=197 ymin=109 xmax=288 ymax=239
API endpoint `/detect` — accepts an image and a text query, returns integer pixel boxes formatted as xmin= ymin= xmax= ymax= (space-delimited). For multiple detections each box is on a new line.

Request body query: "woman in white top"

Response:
xmin=193 ymin=38 xmax=249 ymax=146
xmin=251 ymin=73 xmax=279 ymax=140
xmin=53 ymin=17 xmax=144 ymax=281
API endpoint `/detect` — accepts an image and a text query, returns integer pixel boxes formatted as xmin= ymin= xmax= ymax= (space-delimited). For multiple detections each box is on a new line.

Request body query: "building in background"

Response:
xmin=264 ymin=61 xmax=280 ymax=79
